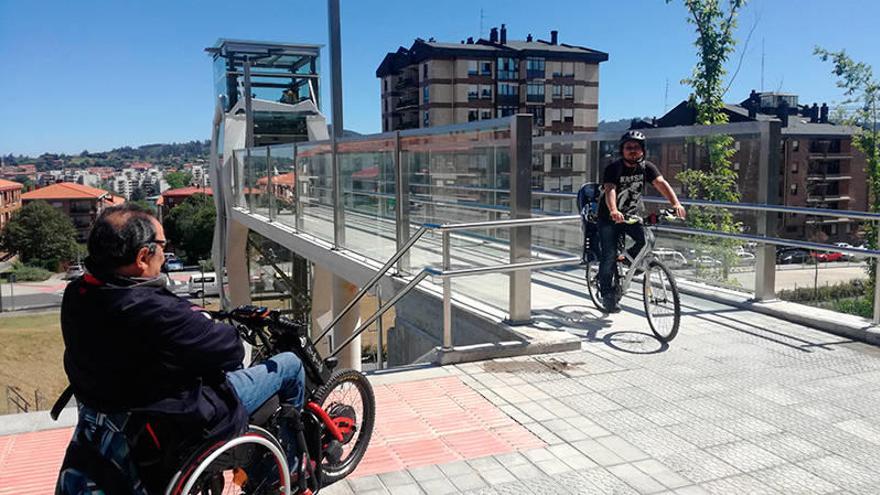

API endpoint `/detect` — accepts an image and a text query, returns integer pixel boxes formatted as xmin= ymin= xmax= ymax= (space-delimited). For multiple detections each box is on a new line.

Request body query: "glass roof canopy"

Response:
xmin=207 ymin=39 xmax=322 ymax=145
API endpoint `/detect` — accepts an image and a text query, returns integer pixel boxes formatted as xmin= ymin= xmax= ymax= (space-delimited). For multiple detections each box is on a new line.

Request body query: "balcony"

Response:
xmin=497 ymin=94 xmax=519 ymax=106
xmin=526 ymin=69 xmax=545 ymax=79
xmin=395 ymin=98 xmax=418 ymax=111
xmin=806 ymin=174 xmax=852 ymax=181
xmin=395 ymin=78 xmax=416 ymax=90
xmin=806 ymin=194 xmax=851 ymax=203
xmin=808 ymin=152 xmax=853 ymax=160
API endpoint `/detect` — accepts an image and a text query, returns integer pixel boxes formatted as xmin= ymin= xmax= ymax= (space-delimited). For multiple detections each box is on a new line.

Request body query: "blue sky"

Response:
xmin=2 ymin=0 xmax=878 ymax=156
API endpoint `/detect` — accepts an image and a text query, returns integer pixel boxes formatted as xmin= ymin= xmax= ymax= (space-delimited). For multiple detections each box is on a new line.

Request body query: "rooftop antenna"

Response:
xmin=664 ymin=78 xmax=669 ymax=113
xmin=761 ymin=37 xmax=765 ymax=91
xmin=479 ymin=8 xmax=485 ymax=38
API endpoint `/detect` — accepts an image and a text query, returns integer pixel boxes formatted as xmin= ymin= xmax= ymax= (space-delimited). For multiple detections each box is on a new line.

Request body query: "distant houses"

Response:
xmin=21 ymin=182 xmax=125 ymax=242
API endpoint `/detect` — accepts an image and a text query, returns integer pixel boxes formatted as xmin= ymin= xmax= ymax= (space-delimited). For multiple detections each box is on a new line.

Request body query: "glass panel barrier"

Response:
xmin=337 ymin=136 xmax=397 ymax=262
xmin=232 ymin=149 xmax=247 ymax=208
xmin=296 ymin=141 xmax=335 ymax=244
xmin=249 ymin=147 xmax=269 ymax=217
xmin=268 ymin=144 xmax=297 ymax=224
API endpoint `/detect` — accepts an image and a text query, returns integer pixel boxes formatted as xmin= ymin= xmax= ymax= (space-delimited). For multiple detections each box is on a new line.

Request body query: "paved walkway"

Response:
xmin=2 ymin=293 xmax=880 ymax=494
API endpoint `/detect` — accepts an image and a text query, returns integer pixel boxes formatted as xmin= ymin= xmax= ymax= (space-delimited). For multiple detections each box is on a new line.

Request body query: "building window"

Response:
xmin=550 ymin=155 xmax=561 ymax=170
xmin=481 ymin=61 xmax=492 ymax=75
xmin=563 ymin=108 xmax=574 ymax=123
xmin=532 ymin=106 xmax=545 ymax=126
xmin=562 ymin=62 xmax=574 ymax=77
xmin=526 ymin=57 xmax=545 ymax=78
xmin=423 ymin=85 xmax=429 ymax=103
xmin=526 ymin=83 xmax=544 ymax=102
xmin=497 ymin=57 xmax=518 ymax=80
xmin=563 ymin=85 xmax=574 ymax=99
xmin=562 ymin=154 xmax=573 ymax=168
xmin=790 ymin=183 xmax=798 ymax=195
xmin=792 ymin=139 xmax=800 ymax=152
xmin=480 ymin=84 xmax=493 ymax=99
xmin=480 ymin=109 xmax=492 ymax=120
xmin=733 ymin=162 xmax=740 ymax=171
xmin=467 ymin=60 xmax=478 ymax=76
xmin=384 ymin=79 xmax=388 ymax=92
xmin=498 ymin=83 xmax=518 ymax=96
xmin=468 ymin=109 xmax=479 ymax=122
xmin=468 ymin=85 xmax=479 ymax=100
xmin=549 ymin=108 xmax=561 ymax=123
xmin=791 ymin=161 xmax=799 ymax=173
xmin=423 ymin=63 xmax=428 ymax=79
xmin=497 ymin=106 xmax=517 ymax=118
xmin=552 ymin=84 xmax=562 ymax=99
xmin=423 ymin=111 xmax=429 ymax=127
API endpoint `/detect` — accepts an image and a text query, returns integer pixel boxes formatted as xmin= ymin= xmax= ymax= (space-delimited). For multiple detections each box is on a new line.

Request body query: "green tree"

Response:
xmin=815 ymin=48 xmax=880 ymax=294
xmin=0 ymin=201 xmax=79 ymax=270
xmin=667 ymin=0 xmax=746 ymax=280
xmin=165 ymin=171 xmax=193 ymax=190
xmin=163 ymin=194 xmax=215 ymax=263
xmin=129 ymin=199 xmax=157 ymax=215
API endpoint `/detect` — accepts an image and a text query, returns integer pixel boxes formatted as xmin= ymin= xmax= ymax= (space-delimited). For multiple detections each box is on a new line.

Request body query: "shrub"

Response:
xmin=9 ymin=263 xmax=53 ymax=282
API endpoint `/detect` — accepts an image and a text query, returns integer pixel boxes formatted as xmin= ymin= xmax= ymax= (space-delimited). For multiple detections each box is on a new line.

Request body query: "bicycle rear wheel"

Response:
xmin=642 ymin=260 xmax=680 ymax=342
xmin=585 ymin=261 xmax=603 ymax=310
xmin=313 ymin=368 xmax=376 ymax=486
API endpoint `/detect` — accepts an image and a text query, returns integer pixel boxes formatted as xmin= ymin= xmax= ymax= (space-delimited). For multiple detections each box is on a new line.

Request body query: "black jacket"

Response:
xmin=60 ymin=274 xmax=248 ymax=444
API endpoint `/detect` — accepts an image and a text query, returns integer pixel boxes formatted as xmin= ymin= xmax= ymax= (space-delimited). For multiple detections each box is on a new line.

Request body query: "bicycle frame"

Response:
xmin=615 ymin=223 xmax=658 ymax=295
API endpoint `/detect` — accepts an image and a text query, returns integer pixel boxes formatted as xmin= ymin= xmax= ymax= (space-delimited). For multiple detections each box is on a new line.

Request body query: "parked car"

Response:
xmin=693 ymin=256 xmax=721 ymax=268
xmin=654 ymin=248 xmax=688 ymax=268
xmin=188 ymin=274 xmax=228 ymax=298
xmin=65 ymin=264 xmax=85 ymax=280
xmin=163 ymin=258 xmax=185 ymax=272
xmin=812 ymin=251 xmax=844 ymax=263
xmin=736 ymin=251 xmax=756 ymax=263
xmin=777 ymin=249 xmax=812 ymax=264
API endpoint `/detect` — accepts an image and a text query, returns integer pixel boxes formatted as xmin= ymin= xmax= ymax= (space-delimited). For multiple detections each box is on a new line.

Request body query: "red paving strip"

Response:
xmin=0 ymin=375 xmax=542 ymax=492
xmin=351 ymin=376 xmax=545 ymax=477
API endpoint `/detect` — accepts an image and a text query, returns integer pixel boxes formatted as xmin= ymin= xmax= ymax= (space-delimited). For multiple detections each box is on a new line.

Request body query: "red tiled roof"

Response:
xmin=21 ymin=182 xmax=113 ymax=201
xmin=352 ymin=166 xmax=379 ymax=179
xmin=161 ymin=186 xmax=213 ymax=198
xmin=0 ymin=178 xmax=23 ymax=191
xmin=256 ymin=172 xmax=295 ymax=186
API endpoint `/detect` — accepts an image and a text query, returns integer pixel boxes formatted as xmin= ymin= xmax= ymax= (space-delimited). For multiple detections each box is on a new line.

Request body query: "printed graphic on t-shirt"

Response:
xmin=598 ymin=160 xmax=660 ymax=221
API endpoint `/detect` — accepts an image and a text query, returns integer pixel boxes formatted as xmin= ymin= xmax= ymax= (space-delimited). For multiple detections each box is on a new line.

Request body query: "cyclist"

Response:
xmin=56 ymin=204 xmax=306 ymax=494
xmin=597 ymin=130 xmax=686 ymax=313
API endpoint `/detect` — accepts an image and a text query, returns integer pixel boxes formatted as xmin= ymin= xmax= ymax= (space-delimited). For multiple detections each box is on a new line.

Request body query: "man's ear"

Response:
xmin=134 ymin=246 xmax=151 ymax=272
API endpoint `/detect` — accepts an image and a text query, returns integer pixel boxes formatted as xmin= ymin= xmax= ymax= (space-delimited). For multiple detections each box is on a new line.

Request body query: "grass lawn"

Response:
xmin=0 ymin=310 xmax=67 ymax=414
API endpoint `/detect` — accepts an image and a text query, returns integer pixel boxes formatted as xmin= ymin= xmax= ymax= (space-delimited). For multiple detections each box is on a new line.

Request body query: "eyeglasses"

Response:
xmin=150 ymin=238 xmax=167 ymax=247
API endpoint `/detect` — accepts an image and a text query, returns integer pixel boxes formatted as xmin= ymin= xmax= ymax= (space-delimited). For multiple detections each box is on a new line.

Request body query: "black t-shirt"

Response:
xmin=598 ymin=159 xmax=661 ymax=221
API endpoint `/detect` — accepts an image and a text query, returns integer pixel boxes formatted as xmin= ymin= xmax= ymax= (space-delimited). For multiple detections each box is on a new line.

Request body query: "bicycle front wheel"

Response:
xmin=313 ymin=368 xmax=376 ymax=485
xmin=585 ymin=261 xmax=603 ymax=310
xmin=642 ymin=261 xmax=680 ymax=342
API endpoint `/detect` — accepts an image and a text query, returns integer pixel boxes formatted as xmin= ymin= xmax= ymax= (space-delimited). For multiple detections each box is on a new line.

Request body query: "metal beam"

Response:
xmin=508 ymin=114 xmax=533 ymax=325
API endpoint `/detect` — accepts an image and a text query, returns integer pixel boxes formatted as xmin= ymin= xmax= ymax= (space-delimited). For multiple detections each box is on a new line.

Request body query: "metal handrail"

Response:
xmin=315 ymin=225 xmax=429 ymax=345
xmin=426 ymin=257 xmax=581 ymax=278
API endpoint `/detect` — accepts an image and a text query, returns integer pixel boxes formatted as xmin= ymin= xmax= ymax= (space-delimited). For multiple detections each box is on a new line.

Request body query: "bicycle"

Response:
xmin=165 ymin=306 xmax=376 ymax=494
xmin=584 ymin=210 xmax=682 ymax=342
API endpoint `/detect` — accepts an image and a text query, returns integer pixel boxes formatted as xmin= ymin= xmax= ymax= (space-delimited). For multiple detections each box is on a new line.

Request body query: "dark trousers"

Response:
xmin=598 ymin=220 xmax=646 ymax=299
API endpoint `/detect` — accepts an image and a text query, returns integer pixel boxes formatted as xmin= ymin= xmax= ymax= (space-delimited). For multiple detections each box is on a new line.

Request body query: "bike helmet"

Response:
xmin=618 ymin=130 xmax=646 ymax=154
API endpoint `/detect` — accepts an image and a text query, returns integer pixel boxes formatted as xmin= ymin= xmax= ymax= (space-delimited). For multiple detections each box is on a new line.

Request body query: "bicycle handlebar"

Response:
xmin=211 ymin=305 xmax=303 ymax=336
xmin=623 ymin=208 xmax=682 ymax=226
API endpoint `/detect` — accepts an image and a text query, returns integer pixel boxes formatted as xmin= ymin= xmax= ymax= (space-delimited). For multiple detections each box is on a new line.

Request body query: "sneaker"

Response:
xmin=602 ymin=297 xmax=621 ymax=313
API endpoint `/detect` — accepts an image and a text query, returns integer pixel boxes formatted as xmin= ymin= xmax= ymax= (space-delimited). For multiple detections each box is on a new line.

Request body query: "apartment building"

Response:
xmin=647 ymin=90 xmax=867 ymax=242
xmin=0 ymin=179 xmax=23 ymax=232
xmin=21 ymin=182 xmax=125 ymax=241
xmin=377 ymin=26 xmax=608 ymax=215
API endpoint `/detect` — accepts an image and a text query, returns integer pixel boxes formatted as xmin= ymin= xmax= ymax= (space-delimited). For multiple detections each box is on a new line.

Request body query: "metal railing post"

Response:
xmin=508 ymin=114 xmax=533 ymax=324
xmin=442 ymin=231 xmax=452 ymax=349
xmin=332 ymin=138 xmax=345 ymax=248
xmin=376 ymin=284 xmax=384 ymax=370
xmin=874 ymin=227 xmax=880 ymax=324
xmin=267 ymin=147 xmax=276 ymax=221
xmin=755 ymin=120 xmax=782 ymax=301
xmin=394 ymin=130 xmax=411 ymax=273
xmin=294 ymin=144 xmax=303 ymax=231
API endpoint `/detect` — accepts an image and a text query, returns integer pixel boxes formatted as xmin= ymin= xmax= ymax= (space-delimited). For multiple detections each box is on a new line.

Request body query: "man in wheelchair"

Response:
xmin=56 ymin=204 xmax=306 ymax=494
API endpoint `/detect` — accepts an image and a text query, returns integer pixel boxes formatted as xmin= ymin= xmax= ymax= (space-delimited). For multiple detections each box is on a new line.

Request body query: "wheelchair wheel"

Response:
xmin=312 ymin=368 xmax=376 ymax=485
xmin=166 ymin=426 xmax=290 ymax=495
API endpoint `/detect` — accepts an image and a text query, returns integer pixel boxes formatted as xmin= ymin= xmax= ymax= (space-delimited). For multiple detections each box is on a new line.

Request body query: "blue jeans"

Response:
xmin=598 ymin=220 xmax=646 ymax=300
xmin=227 ymin=352 xmax=306 ymax=462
